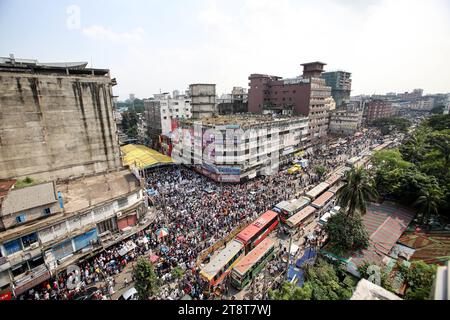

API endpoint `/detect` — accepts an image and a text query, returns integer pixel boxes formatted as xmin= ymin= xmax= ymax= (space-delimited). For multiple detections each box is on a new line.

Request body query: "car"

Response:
xmin=118 ymin=287 xmax=138 ymax=300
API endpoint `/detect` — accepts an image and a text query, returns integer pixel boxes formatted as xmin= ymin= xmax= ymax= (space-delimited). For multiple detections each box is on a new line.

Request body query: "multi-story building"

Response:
xmin=0 ymin=56 xmax=122 ymax=182
xmin=0 ymin=171 xmax=144 ymax=296
xmin=248 ymin=62 xmax=332 ymax=145
xmin=217 ymin=87 xmax=248 ymax=115
xmin=322 ymin=71 xmax=352 ymax=108
xmin=172 ymin=115 xmax=309 ymax=182
xmin=0 ymin=56 xmax=147 ymax=298
xmin=190 ymin=84 xmax=216 ymax=119
xmin=329 ymin=109 xmax=363 ymax=136
xmin=363 ymin=99 xmax=393 ymax=123
xmin=141 ymin=92 xmax=192 ymax=150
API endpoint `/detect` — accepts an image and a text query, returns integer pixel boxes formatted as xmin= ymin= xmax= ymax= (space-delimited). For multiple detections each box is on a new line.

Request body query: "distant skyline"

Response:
xmin=1 ymin=0 xmax=449 ymax=100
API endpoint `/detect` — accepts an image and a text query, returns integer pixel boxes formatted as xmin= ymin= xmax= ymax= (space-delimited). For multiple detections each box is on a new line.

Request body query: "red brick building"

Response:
xmin=364 ymin=99 xmax=393 ymax=123
xmin=248 ymin=62 xmax=332 ymax=144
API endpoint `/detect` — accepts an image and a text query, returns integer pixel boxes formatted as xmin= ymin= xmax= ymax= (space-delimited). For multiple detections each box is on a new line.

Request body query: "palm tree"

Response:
xmin=414 ymin=187 xmax=443 ymax=225
xmin=336 ymin=166 xmax=379 ymax=217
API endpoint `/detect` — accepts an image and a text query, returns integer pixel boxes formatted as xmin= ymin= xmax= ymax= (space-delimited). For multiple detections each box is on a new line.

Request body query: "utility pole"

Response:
xmin=285 ymin=234 xmax=293 ymax=280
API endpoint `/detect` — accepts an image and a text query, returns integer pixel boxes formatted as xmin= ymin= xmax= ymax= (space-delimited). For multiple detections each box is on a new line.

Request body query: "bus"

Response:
xmin=230 ymin=238 xmax=275 ymax=290
xmin=236 ymin=210 xmax=279 ymax=253
xmin=273 ymin=197 xmax=311 ymax=222
xmin=305 ymin=182 xmax=330 ymax=200
xmin=285 ymin=205 xmax=317 ymax=230
xmin=199 ymin=239 xmax=245 ymax=286
xmin=324 ymin=174 xmax=341 ymax=187
xmin=311 ymin=191 xmax=335 ymax=211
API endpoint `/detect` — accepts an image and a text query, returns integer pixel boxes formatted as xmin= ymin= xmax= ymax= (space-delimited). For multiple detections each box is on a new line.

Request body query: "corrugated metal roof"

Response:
xmin=1 ymin=182 xmax=57 ymax=215
xmin=121 ymin=144 xmax=173 ymax=170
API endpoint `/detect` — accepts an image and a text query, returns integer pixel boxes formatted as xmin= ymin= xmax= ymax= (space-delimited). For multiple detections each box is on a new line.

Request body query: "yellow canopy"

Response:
xmin=120 ymin=144 xmax=174 ymax=170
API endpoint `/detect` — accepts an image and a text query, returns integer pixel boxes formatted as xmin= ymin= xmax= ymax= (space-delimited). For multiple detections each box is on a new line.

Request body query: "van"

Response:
xmin=119 ymin=287 xmax=138 ymax=300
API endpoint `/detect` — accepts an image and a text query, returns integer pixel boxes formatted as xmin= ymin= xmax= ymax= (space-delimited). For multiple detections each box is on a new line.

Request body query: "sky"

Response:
xmin=1 ymin=0 xmax=449 ymax=100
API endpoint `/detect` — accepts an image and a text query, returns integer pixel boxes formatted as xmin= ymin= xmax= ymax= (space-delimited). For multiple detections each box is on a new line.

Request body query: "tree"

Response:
xmin=430 ymin=105 xmax=445 ymax=115
xmin=170 ymin=266 xmax=184 ymax=280
xmin=132 ymin=257 xmax=162 ymax=300
xmin=414 ymin=187 xmax=443 ymax=225
xmin=336 ymin=167 xmax=378 ymax=217
xmin=371 ymin=117 xmax=411 ymax=135
xmin=314 ymin=165 xmax=327 ymax=179
xmin=357 ymin=261 xmax=394 ymax=292
xmin=268 ymin=282 xmax=312 ymax=300
xmin=398 ymin=260 xmax=437 ymax=300
xmin=324 ymin=212 xmax=369 ymax=255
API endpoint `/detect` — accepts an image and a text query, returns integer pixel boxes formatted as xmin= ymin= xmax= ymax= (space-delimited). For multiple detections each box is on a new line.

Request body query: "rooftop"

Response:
xmin=57 ymin=169 xmax=141 ymax=213
xmin=0 ymin=182 xmax=57 ymax=215
xmin=121 ymin=144 xmax=174 ymax=170
xmin=351 ymin=279 xmax=402 ymax=300
xmin=0 ymin=55 xmax=110 ymax=76
xmin=181 ymin=114 xmax=308 ymax=128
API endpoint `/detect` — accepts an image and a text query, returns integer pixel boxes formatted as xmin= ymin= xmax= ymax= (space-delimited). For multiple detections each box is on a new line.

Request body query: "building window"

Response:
xmin=16 ymin=214 xmax=26 ymax=224
xmin=117 ymin=197 xmax=129 ymax=208
xmin=11 ymin=262 xmax=28 ymax=277
xmin=4 ymin=239 xmax=22 ymax=255
xmin=28 ymin=255 xmax=44 ymax=269
xmin=43 ymin=208 xmax=51 ymax=215
xmin=21 ymin=233 xmax=38 ymax=249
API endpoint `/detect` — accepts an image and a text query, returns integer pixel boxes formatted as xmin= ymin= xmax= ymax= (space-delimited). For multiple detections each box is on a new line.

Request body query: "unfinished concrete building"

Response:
xmin=0 ymin=56 xmax=122 ymax=182
xmin=189 ymin=84 xmax=216 ymax=119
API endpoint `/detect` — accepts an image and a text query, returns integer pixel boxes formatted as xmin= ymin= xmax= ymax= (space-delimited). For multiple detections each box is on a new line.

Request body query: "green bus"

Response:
xmin=230 ymin=238 xmax=275 ymax=290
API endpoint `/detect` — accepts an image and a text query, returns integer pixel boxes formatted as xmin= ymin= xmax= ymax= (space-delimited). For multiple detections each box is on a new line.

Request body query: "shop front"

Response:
xmin=117 ymin=211 xmax=138 ymax=231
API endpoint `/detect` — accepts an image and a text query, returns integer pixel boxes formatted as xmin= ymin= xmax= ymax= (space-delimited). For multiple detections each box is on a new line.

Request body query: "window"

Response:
xmin=43 ymin=208 xmax=51 ymax=215
xmin=11 ymin=262 xmax=28 ymax=277
xmin=28 ymin=255 xmax=44 ymax=269
xmin=16 ymin=214 xmax=26 ymax=224
xmin=21 ymin=233 xmax=38 ymax=249
xmin=117 ymin=197 xmax=129 ymax=208
xmin=4 ymin=239 xmax=22 ymax=255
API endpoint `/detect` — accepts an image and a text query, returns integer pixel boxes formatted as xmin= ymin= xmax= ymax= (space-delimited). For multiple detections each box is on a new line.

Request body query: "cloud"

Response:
xmin=82 ymin=25 xmax=145 ymax=43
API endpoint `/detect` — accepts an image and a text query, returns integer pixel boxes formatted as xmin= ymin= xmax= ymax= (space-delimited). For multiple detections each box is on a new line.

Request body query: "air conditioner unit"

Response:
xmin=116 ymin=212 xmax=122 ymax=218
xmin=30 ymin=242 xmax=39 ymax=250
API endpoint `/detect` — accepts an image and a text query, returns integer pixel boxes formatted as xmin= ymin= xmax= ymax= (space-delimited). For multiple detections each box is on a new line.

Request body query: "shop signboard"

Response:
xmin=217 ymin=166 xmax=241 ymax=175
xmin=219 ymin=175 xmax=240 ymax=183
xmin=0 ymin=291 xmax=12 ymax=300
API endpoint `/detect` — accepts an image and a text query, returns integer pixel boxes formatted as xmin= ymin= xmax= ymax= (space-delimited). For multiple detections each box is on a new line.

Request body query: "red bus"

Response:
xmin=236 ymin=210 xmax=279 ymax=253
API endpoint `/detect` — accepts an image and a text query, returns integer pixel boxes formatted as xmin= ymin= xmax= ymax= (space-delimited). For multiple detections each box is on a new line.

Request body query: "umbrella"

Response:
xmin=156 ymin=227 xmax=169 ymax=239
xmin=149 ymin=255 xmax=159 ymax=263
xmin=160 ymin=245 xmax=169 ymax=254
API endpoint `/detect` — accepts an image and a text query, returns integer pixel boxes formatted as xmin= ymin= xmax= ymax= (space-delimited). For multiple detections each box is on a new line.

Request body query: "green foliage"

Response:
xmin=269 ymin=259 xmax=354 ymax=300
xmin=372 ymin=115 xmax=450 ymax=221
xmin=14 ymin=177 xmax=37 ymax=189
xmin=324 ymin=212 xmax=369 ymax=255
xmin=371 ymin=117 xmax=411 ymax=135
xmin=132 ymin=257 xmax=162 ymax=300
xmin=314 ymin=165 xmax=327 ymax=179
xmin=336 ymin=166 xmax=378 ymax=217
xmin=357 ymin=261 xmax=394 ymax=292
xmin=122 ymin=111 xmax=139 ymax=138
xmin=398 ymin=261 xmax=437 ymax=300
xmin=170 ymin=266 xmax=184 ymax=279
xmin=430 ymin=105 xmax=445 ymax=115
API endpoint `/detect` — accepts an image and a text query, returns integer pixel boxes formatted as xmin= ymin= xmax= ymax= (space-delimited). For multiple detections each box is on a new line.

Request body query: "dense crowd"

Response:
xmin=18 ymin=128 xmax=385 ymax=300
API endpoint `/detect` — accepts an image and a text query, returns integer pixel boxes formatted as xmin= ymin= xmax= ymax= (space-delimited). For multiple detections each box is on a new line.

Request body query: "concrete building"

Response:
xmin=351 ymin=279 xmax=402 ymax=300
xmin=0 ymin=170 xmax=145 ymax=296
xmin=172 ymin=115 xmax=309 ymax=182
xmin=217 ymin=87 xmax=248 ymax=115
xmin=0 ymin=56 xmax=122 ymax=181
xmin=363 ymin=99 xmax=393 ymax=123
xmin=432 ymin=260 xmax=449 ymax=300
xmin=322 ymin=70 xmax=352 ymax=108
xmin=141 ymin=92 xmax=192 ymax=150
xmin=329 ymin=108 xmax=363 ymax=136
xmin=189 ymin=84 xmax=216 ymax=119
xmin=248 ymin=62 xmax=332 ymax=145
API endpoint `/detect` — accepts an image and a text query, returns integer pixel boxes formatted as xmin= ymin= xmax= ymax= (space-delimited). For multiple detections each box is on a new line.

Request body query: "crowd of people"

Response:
xmin=18 ymin=128 xmax=385 ymax=300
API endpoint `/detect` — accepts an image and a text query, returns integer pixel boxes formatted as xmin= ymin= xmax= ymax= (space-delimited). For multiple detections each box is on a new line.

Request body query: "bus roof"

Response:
xmin=328 ymin=182 xmax=344 ymax=194
xmin=282 ymin=197 xmax=310 ymax=213
xmin=200 ymin=240 xmax=244 ymax=281
xmin=274 ymin=200 xmax=290 ymax=211
xmin=286 ymin=206 xmax=316 ymax=228
xmin=232 ymin=238 xmax=274 ymax=276
xmin=305 ymin=182 xmax=330 ymax=199
xmin=324 ymin=174 xmax=341 ymax=186
xmin=236 ymin=210 xmax=278 ymax=243
xmin=311 ymin=191 xmax=335 ymax=208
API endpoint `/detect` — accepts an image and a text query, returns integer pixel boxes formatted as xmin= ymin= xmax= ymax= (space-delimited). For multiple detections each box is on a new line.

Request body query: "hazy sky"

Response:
xmin=1 ymin=0 xmax=449 ymax=100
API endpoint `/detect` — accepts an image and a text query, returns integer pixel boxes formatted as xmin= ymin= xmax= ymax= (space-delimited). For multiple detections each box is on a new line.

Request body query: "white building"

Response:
xmin=329 ymin=109 xmax=363 ymax=135
xmin=172 ymin=115 xmax=309 ymax=182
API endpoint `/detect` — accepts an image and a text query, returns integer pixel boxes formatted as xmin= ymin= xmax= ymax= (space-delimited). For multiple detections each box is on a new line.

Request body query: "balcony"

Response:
xmin=13 ymin=264 xmax=51 ymax=296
